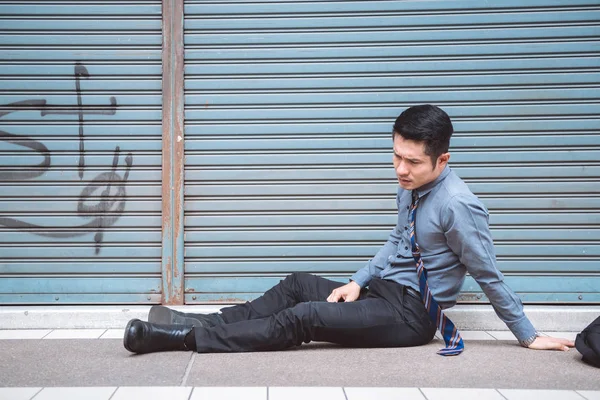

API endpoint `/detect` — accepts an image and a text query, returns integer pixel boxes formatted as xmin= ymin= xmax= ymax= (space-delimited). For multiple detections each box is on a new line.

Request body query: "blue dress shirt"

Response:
xmin=350 ymin=165 xmax=537 ymax=342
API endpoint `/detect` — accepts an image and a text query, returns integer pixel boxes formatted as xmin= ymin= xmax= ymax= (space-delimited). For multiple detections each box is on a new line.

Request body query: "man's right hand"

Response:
xmin=326 ymin=281 xmax=361 ymax=303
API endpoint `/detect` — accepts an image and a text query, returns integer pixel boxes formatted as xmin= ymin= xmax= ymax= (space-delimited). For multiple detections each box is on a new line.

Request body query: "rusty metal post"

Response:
xmin=161 ymin=0 xmax=184 ymax=304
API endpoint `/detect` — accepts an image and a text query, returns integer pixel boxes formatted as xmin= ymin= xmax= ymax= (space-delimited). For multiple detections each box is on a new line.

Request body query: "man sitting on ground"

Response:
xmin=123 ymin=104 xmax=574 ymax=355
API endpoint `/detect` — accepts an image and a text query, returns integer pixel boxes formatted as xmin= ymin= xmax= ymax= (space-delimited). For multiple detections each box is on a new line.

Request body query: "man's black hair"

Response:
xmin=392 ymin=104 xmax=453 ymax=167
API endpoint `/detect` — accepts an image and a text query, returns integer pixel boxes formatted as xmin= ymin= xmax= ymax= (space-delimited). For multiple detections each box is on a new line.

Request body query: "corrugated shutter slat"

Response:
xmin=0 ymin=0 xmax=163 ymax=304
xmin=183 ymin=0 xmax=600 ymax=304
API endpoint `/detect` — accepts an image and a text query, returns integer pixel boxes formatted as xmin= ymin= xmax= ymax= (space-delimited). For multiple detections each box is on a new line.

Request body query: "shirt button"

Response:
xmin=406 ymin=206 xmax=409 ymax=210
xmin=405 ymin=246 xmax=409 ymax=250
xmin=404 ymin=226 xmax=408 ymax=230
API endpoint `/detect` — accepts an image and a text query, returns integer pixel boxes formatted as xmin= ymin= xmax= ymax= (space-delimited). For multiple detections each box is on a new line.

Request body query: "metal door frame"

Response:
xmin=161 ymin=0 xmax=184 ymax=304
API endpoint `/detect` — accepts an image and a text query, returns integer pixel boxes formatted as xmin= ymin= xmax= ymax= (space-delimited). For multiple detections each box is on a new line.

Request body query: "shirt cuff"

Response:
xmin=504 ymin=314 xmax=538 ymax=343
xmin=350 ymin=269 xmax=372 ymax=288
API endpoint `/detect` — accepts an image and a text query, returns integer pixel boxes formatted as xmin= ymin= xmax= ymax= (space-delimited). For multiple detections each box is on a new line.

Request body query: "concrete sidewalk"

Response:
xmin=2 ymin=305 xmax=599 ymax=331
xmin=0 ymin=329 xmax=596 ymax=387
xmin=0 ymin=305 xmax=599 ymax=399
xmin=0 ymin=328 xmax=599 ymax=396
xmin=1 ymin=387 xmax=599 ymax=400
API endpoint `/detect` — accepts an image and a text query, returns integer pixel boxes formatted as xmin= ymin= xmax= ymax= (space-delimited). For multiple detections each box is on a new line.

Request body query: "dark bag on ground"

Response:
xmin=575 ymin=315 xmax=600 ymax=368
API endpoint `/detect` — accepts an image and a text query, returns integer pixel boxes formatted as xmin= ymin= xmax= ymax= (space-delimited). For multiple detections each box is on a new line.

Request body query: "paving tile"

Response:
xmin=499 ymin=389 xmax=585 ymax=400
xmin=421 ymin=388 xmax=505 ymax=400
xmin=32 ymin=387 xmax=117 ymax=400
xmin=486 ymin=331 xmax=517 ymax=340
xmin=43 ymin=329 xmax=106 ymax=339
xmin=460 ymin=331 xmax=496 ymax=340
xmin=269 ymin=387 xmax=346 ymax=400
xmin=578 ymin=391 xmax=600 ymax=400
xmin=0 ymin=387 xmax=42 ymax=400
xmin=542 ymin=332 xmax=579 ymax=341
xmin=99 ymin=329 xmax=124 ymax=339
xmin=345 ymin=387 xmax=425 ymax=400
xmin=0 ymin=330 xmax=51 ymax=339
xmin=111 ymin=386 xmax=192 ymax=400
xmin=0 ymin=340 xmax=192 ymax=387
xmin=186 ymin=341 xmax=600 ymax=389
xmin=189 ymin=387 xmax=266 ymax=400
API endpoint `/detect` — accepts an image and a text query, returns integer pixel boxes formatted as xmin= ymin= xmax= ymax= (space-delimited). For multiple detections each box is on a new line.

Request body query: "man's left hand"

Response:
xmin=527 ymin=336 xmax=575 ymax=351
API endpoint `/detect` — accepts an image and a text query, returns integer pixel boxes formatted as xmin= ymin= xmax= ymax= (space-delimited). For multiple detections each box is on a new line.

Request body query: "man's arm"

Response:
xmin=329 ymin=192 xmax=403 ymax=302
xmin=349 ymin=230 xmax=401 ymax=288
xmin=329 ymin=229 xmax=400 ymax=303
xmin=442 ymin=194 xmax=574 ymax=351
xmin=327 ymin=226 xmax=400 ymax=303
xmin=349 ymin=192 xmax=403 ymax=288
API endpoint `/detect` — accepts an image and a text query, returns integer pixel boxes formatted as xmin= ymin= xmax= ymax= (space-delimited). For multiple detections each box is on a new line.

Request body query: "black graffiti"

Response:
xmin=78 ymin=146 xmax=133 ymax=254
xmin=40 ymin=63 xmax=117 ymax=180
xmin=0 ymin=148 xmax=132 ymax=252
xmin=0 ymin=63 xmax=130 ymax=254
xmin=0 ymin=100 xmax=51 ymax=181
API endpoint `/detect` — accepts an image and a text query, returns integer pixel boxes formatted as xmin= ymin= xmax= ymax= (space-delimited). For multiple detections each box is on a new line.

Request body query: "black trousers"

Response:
xmin=193 ymin=272 xmax=437 ymax=353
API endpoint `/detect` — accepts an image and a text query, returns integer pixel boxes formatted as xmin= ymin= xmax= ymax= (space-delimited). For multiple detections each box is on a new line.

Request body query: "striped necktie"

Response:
xmin=409 ymin=191 xmax=465 ymax=356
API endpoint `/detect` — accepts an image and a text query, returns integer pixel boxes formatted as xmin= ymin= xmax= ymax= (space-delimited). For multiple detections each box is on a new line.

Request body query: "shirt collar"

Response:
xmin=414 ymin=165 xmax=451 ymax=199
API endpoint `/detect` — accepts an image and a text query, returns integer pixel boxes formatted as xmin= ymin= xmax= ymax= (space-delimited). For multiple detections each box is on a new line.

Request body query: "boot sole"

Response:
xmin=123 ymin=318 xmax=138 ymax=353
xmin=148 ymin=305 xmax=204 ymax=327
xmin=148 ymin=305 xmax=175 ymax=325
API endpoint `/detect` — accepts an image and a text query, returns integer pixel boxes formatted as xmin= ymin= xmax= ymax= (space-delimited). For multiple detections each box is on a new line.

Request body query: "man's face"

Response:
xmin=392 ymin=134 xmax=449 ymax=190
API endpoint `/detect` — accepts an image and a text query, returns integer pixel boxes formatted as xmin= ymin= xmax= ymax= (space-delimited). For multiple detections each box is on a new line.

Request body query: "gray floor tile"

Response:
xmin=43 ymin=329 xmax=106 ymax=339
xmin=185 ymin=341 xmax=600 ymax=389
xmin=111 ymin=386 xmax=192 ymax=400
xmin=421 ymin=388 xmax=504 ymax=400
xmin=0 ymin=330 xmax=51 ymax=340
xmin=498 ymin=389 xmax=585 ymax=400
xmin=99 ymin=329 xmax=124 ymax=339
xmin=345 ymin=387 xmax=425 ymax=400
xmin=32 ymin=387 xmax=116 ymax=400
xmin=0 ymin=387 xmax=41 ymax=400
xmin=0 ymin=340 xmax=193 ymax=387
xmin=460 ymin=331 xmax=496 ymax=340
xmin=189 ymin=387 xmax=266 ymax=400
xmin=269 ymin=387 xmax=346 ymax=400
xmin=578 ymin=391 xmax=600 ymax=400
xmin=486 ymin=331 xmax=517 ymax=340
xmin=542 ymin=332 xmax=579 ymax=341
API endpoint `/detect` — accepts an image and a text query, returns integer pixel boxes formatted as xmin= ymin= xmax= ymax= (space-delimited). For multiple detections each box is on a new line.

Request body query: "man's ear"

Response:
xmin=437 ymin=152 xmax=450 ymax=169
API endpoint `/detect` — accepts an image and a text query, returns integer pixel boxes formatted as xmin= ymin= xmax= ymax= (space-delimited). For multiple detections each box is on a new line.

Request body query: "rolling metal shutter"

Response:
xmin=183 ymin=0 xmax=600 ymax=304
xmin=0 ymin=1 xmax=163 ymax=304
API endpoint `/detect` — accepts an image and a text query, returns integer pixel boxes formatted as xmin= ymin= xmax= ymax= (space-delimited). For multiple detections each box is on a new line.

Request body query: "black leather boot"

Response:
xmin=148 ymin=305 xmax=224 ymax=327
xmin=123 ymin=319 xmax=192 ymax=354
